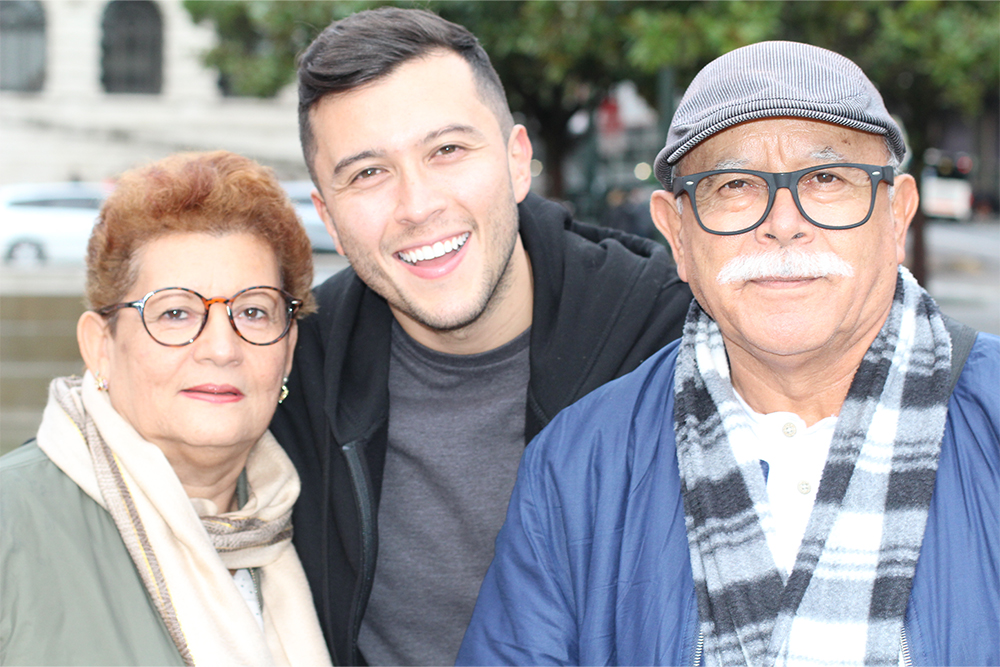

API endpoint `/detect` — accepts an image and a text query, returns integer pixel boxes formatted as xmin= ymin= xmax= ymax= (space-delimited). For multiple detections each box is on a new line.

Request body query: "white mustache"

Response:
xmin=716 ymin=250 xmax=854 ymax=284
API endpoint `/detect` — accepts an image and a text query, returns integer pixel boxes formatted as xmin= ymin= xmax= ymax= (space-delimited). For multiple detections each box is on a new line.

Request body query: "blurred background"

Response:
xmin=2 ymin=0 xmax=998 ymax=453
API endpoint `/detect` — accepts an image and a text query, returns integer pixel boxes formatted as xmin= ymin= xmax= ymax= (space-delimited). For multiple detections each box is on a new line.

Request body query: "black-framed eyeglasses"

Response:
xmin=671 ymin=163 xmax=895 ymax=236
xmin=97 ymin=286 xmax=302 ymax=347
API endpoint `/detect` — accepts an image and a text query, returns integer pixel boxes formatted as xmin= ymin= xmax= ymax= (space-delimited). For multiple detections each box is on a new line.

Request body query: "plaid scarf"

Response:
xmin=674 ymin=267 xmax=952 ymax=667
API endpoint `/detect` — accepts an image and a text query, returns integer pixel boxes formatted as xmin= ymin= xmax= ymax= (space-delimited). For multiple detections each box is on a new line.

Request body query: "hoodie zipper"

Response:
xmin=342 ymin=441 xmax=377 ymax=666
xmin=900 ymin=624 xmax=913 ymax=667
xmin=692 ymin=632 xmax=704 ymax=667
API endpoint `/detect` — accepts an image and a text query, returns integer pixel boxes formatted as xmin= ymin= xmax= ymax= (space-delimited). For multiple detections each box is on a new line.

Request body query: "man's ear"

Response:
xmin=311 ymin=189 xmax=345 ymax=256
xmin=507 ymin=124 xmax=533 ymax=203
xmin=77 ymin=310 xmax=112 ymax=378
xmin=651 ymin=190 xmax=688 ymax=283
xmin=891 ymin=173 xmax=919 ymax=265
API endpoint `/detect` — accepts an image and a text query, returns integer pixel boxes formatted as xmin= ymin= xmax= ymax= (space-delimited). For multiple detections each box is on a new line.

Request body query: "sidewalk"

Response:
xmin=923 ymin=219 xmax=1000 ymax=336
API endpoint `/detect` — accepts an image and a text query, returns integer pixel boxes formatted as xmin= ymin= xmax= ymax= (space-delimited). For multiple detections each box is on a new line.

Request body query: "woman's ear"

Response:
xmin=77 ymin=310 xmax=112 ymax=377
xmin=283 ymin=322 xmax=298 ymax=380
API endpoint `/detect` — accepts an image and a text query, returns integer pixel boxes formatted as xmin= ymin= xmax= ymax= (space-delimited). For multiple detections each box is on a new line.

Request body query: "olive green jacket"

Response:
xmin=0 ymin=443 xmax=183 ymax=666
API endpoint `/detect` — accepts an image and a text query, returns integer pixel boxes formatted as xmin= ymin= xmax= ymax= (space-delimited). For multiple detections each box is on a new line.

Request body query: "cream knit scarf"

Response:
xmin=36 ymin=371 xmax=331 ymax=667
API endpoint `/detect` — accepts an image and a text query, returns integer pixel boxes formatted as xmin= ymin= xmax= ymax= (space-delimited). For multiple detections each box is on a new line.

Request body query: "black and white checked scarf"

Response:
xmin=674 ymin=266 xmax=953 ymax=666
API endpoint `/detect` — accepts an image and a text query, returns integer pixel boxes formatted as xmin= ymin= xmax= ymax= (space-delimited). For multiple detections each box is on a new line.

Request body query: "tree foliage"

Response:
xmin=625 ymin=1 xmax=999 ymax=169
xmin=183 ymin=0 xmax=998 ymax=197
xmin=183 ymin=1 xmax=362 ymax=96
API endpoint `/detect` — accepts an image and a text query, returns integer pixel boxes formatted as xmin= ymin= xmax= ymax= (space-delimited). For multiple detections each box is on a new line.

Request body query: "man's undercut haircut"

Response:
xmin=298 ymin=7 xmax=514 ymax=185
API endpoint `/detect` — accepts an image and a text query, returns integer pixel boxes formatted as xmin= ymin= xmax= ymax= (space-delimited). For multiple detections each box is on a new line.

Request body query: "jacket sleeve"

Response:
xmin=456 ymin=421 xmax=580 ymax=665
xmin=904 ymin=333 xmax=1000 ymax=666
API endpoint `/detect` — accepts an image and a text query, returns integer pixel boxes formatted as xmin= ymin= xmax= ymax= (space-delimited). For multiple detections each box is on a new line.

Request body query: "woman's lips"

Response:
xmin=181 ymin=384 xmax=245 ymax=403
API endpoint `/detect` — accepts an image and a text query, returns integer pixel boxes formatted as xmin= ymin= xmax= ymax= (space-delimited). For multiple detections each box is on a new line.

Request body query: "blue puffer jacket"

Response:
xmin=458 ymin=335 xmax=999 ymax=666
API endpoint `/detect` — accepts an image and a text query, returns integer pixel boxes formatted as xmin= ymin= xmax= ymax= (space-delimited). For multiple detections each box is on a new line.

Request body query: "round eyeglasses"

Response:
xmin=671 ymin=163 xmax=895 ymax=236
xmin=97 ymin=286 xmax=302 ymax=347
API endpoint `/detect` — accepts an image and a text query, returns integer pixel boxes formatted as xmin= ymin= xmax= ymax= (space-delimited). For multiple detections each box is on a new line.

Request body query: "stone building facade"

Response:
xmin=0 ymin=0 xmax=306 ymax=185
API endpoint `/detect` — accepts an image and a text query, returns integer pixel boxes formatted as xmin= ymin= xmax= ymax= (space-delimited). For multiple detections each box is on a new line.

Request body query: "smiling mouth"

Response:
xmin=396 ymin=232 xmax=470 ymax=265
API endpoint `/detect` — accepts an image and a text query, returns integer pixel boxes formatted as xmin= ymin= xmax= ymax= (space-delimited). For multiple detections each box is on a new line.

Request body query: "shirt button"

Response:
xmin=798 ymin=481 xmax=811 ymax=495
xmin=782 ymin=422 xmax=797 ymax=437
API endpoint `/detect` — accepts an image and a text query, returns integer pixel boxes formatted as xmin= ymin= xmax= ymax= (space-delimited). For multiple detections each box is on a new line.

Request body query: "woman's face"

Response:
xmin=90 ymin=232 xmax=296 ymax=465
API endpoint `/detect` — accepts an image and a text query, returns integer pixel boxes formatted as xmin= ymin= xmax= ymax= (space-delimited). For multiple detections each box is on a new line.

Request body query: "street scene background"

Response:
xmin=2 ymin=0 xmax=998 ymax=454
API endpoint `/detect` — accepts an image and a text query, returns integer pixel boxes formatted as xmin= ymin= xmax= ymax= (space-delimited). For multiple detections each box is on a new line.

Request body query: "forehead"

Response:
xmin=132 ymin=232 xmax=279 ymax=293
xmin=309 ymin=51 xmax=501 ymax=151
xmin=680 ymin=118 xmax=889 ymax=173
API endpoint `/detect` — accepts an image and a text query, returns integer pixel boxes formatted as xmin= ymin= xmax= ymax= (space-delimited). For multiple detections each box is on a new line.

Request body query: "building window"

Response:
xmin=0 ymin=0 xmax=46 ymax=92
xmin=101 ymin=0 xmax=163 ymax=94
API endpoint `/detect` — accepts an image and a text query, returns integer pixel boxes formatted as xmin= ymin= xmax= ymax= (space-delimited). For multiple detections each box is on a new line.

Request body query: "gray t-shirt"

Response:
xmin=357 ymin=321 xmax=531 ymax=666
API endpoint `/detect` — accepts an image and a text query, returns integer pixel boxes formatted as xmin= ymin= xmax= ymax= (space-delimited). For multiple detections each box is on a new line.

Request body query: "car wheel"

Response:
xmin=5 ymin=241 xmax=46 ymax=266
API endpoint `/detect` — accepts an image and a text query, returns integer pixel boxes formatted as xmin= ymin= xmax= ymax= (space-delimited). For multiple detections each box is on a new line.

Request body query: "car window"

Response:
xmin=10 ymin=197 xmax=104 ymax=209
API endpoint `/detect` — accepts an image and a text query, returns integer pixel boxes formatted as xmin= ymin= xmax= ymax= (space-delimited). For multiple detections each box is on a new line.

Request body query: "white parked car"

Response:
xmin=0 ymin=182 xmax=114 ymax=265
xmin=281 ymin=181 xmax=338 ymax=253
xmin=0 ymin=181 xmax=339 ymax=267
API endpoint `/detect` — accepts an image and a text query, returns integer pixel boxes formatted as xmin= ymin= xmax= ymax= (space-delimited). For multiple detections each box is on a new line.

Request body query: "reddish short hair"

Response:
xmin=86 ymin=151 xmax=316 ymax=318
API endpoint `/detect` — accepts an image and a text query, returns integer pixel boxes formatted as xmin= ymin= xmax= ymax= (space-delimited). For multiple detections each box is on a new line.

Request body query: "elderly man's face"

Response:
xmin=652 ymin=118 xmax=919 ymax=361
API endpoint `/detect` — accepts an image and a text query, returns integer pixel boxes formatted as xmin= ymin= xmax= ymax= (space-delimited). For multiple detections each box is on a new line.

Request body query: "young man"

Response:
xmin=270 ymin=8 xmax=692 ymax=665
xmin=459 ymin=41 xmax=999 ymax=666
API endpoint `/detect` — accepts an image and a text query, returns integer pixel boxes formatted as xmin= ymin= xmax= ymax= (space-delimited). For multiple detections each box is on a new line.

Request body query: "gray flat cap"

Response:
xmin=654 ymin=41 xmax=905 ymax=188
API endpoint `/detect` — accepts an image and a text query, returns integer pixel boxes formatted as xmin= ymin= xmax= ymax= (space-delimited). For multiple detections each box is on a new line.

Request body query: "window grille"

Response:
xmin=101 ymin=0 xmax=163 ymax=94
xmin=0 ymin=0 xmax=46 ymax=92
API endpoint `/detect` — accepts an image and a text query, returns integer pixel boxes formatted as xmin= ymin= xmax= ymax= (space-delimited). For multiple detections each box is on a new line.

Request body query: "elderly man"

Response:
xmin=458 ymin=41 xmax=998 ymax=666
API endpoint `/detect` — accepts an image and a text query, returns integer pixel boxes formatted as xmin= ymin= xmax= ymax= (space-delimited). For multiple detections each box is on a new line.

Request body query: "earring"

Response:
xmin=95 ymin=374 xmax=109 ymax=392
xmin=278 ymin=379 xmax=289 ymax=404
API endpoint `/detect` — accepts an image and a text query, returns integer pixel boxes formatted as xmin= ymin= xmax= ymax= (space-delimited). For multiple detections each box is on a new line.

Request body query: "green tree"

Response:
xmin=431 ymin=1 xmax=643 ymax=199
xmin=625 ymin=0 xmax=999 ymax=280
xmin=184 ymin=0 xmax=998 ymax=204
xmin=183 ymin=1 xmax=355 ymax=97
xmin=184 ymin=0 xmax=642 ymax=198
xmin=626 ymin=0 xmax=999 ymax=177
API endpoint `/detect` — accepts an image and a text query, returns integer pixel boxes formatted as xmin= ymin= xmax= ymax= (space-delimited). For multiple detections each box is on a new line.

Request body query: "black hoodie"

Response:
xmin=270 ymin=193 xmax=692 ymax=665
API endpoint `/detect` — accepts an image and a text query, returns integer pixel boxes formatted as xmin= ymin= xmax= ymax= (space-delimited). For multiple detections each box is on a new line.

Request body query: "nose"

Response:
xmin=192 ymin=302 xmax=242 ymax=365
xmin=754 ymin=186 xmax=814 ymax=246
xmin=393 ymin=165 xmax=447 ymax=226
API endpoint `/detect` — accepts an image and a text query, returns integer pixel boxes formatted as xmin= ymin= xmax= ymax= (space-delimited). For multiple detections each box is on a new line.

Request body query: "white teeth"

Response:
xmin=398 ymin=232 xmax=470 ymax=265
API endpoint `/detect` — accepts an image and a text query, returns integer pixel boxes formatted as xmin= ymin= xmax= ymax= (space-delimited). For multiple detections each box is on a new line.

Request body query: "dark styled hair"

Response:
xmin=86 ymin=150 xmax=316 ymax=319
xmin=297 ymin=7 xmax=513 ymax=184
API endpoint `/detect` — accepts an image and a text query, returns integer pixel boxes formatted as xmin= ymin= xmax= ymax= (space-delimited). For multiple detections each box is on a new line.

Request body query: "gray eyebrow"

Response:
xmin=810 ymin=146 xmax=847 ymax=162
xmin=331 ymin=124 xmax=486 ymax=178
xmin=713 ymin=158 xmax=751 ymax=170
xmin=702 ymin=148 xmax=848 ymax=175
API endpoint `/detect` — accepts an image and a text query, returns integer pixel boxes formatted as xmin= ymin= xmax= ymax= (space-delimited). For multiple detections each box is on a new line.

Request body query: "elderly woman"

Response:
xmin=0 ymin=151 xmax=331 ymax=666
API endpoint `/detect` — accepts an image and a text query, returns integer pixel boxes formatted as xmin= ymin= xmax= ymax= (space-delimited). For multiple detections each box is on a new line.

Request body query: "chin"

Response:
xmin=414 ymin=307 xmax=485 ymax=332
xmin=734 ymin=313 xmax=837 ymax=357
xmin=177 ymin=417 xmax=264 ymax=451
xmin=397 ymin=291 xmax=494 ymax=332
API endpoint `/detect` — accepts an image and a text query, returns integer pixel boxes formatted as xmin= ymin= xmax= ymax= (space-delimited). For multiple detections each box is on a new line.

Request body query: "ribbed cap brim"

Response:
xmin=654 ymin=41 xmax=905 ymax=188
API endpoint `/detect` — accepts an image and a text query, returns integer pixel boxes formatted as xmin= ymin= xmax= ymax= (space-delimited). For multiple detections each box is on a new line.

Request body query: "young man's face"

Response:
xmin=308 ymin=51 xmax=533 ymax=346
